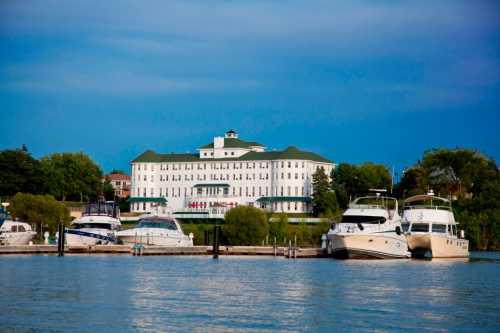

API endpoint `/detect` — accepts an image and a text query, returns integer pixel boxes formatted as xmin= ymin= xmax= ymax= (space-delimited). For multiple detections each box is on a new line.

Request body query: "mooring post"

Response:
xmin=294 ymin=234 xmax=297 ymax=259
xmin=213 ymin=225 xmax=219 ymax=259
xmin=57 ymin=222 xmax=65 ymax=257
xmin=288 ymin=240 xmax=292 ymax=258
xmin=273 ymin=236 xmax=277 ymax=256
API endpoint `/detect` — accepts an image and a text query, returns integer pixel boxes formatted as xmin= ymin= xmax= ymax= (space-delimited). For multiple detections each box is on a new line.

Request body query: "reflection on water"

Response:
xmin=0 ymin=253 xmax=499 ymax=333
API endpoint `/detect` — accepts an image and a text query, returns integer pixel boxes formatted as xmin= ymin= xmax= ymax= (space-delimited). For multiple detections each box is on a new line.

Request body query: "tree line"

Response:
xmin=311 ymin=148 xmax=500 ymax=250
xmin=0 ymin=147 xmax=114 ymax=202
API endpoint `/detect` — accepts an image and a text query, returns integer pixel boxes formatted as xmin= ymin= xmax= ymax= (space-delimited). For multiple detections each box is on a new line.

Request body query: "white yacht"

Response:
xmin=403 ymin=192 xmax=469 ymax=258
xmin=116 ymin=216 xmax=193 ymax=247
xmin=65 ymin=201 xmax=121 ymax=246
xmin=327 ymin=194 xmax=410 ymax=259
xmin=0 ymin=203 xmax=37 ymax=245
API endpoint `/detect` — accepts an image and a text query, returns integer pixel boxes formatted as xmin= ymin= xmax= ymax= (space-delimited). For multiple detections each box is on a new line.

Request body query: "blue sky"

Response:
xmin=1 ymin=0 xmax=499 ymax=174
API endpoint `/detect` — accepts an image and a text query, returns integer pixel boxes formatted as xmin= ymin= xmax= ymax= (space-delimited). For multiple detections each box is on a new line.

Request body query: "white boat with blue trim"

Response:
xmin=327 ymin=194 xmax=410 ymax=259
xmin=65 ymin=201 xmax=121 ymax=246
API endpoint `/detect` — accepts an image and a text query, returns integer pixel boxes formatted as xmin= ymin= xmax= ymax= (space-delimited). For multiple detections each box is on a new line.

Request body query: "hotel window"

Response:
xmin=203 ymin=163 xmax=206 ymax=169
xmin=166 ymin=175 xmax=169 ymax=181
xmin=280 ymin=187 xmax=283 ymax=196
xmin=265 ymin=187 xmax=268 ymax=196
xmin=295 ymin=173 xmax=298 ymax=179
xmin=245 ymin=187 xmax=248 ymax=196
xmin=204 ymin=152 xmax=207 ymax=156
xmin=211 ymin=152 xmax=214 ymax=156
xmin=151 ymin=175 xmax=154 ymax=182
xmin=294 ymin=202 xmax=298 ymax=211
xmin=295 ymin=162 xmax=298 ymax=168
xmin=150 ymin=188 xmax=154 ymax=196
xmin=138 ymin=164 xmax=141 ymax=171
xmin=281 ymin=162 xmax=284 ymax=168
xmin=232 ymin=187 xmax=235 ymax=196
xmin=240 ymin=162 xmax=243 ymax=169
xmin=258 ymin=187 xmax=262 ymax=196
xmin=301 ymin=187 xmax=304 ymax=195
xmin=231 ymin=152 xmax=234 ymax=156
xmin=143 ymin=202 xmax=146 ymax=210
xmin=145 ymin=164 xmax=148 ymax=171
xmin=178 ymin=188 xmax=181 ymax=197
xmin=159 ymin=188 xmax=162 ymax=196
xmin=266 ymin=174 xmax=269 ymax=180
xmin=287 ymin=202 xmax=290 ymax=211
xmin=144 ymin=175 xmax=147 ymax=181
xmin=288 ymin=162 xmax=291 ymax=168
xmin=252 ymin=187 xmax=255 ymax=196
xmin=288 ymin=173 xmax=291 ymax=179
xmin=203 ymin=175 xmax=206 ymax=180
xmin=166 ymin=164 xmax=169 ymax=170
xmin=302 ymin=173 xmax=304 ymax=180
xmin=224 ymin=152 xmax=228 ymax=156
xmin=239 ymin=187 xmax=242 ymax=196
xmin=165 ymin=188 xmax=168 ymax=197
xmin=287 ymin=186 xmax=291 ymax=195
xmin=152 ymin=165 xmax=155 ymax=171
xmin=295 ymin=187 xmax=298 ymax=195
xmin=191 ymin=174 xmax=194 ymax=181
xmin=281 ymin=173 xmax=284 ymax=179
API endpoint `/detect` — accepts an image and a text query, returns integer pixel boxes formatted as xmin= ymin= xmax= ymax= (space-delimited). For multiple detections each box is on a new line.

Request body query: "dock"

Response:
xmin=0 ymin=245 xmax=327 ymax=258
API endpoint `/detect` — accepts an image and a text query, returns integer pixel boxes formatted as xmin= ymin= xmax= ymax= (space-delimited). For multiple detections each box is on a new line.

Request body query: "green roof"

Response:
xmin=128 ymin=197 xmax=167 ymax=203
xmin=199 ymin=138 xmax=264 ymax=149
xmin=132 ymin=146 xmax=331 ymax=164
xmin=256 ymin=196 xmax=312 ymax=203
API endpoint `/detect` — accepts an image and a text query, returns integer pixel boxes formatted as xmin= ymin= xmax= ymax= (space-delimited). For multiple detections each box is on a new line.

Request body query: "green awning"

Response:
xmin=193 ymin=183 xmax=230 ymax=188
xmin=128 ymin=197 xmax=167 ymax=203
xmin=256 ymin=196 xmax=312 ymax=203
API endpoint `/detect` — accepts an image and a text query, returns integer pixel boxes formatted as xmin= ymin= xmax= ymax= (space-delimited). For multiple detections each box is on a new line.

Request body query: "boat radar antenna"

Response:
xmin=427 ymin=189 xmax=435 ymax=196
xmin=369 ymin=189 xmax=387 ymax=198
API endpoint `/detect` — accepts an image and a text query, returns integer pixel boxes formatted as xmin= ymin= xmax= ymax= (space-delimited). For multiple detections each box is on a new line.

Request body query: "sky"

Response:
xmin=0 ymin=0 xmax=499 ymax=175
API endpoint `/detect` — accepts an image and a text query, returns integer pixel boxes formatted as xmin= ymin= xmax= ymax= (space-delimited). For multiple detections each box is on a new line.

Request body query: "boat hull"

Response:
xmin=407 ymin=234 xmax=469 ymax=258
xmin=65 ymin=229 xmax=116 ymax=246
xmin=117 ymin=233 xmax=193 ymax=247
xmin=0 ymin=231 xmax=36 ymax=245
xmin=328 ymin=234 xmax=410 ymax=259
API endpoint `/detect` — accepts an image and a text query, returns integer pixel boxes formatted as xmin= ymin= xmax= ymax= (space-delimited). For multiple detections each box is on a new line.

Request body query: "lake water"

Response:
xmin=1 ymin=253 xmax=499 ymax=333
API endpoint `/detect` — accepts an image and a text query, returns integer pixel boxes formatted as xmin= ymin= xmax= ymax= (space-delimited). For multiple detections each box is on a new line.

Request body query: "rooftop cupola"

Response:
xmin=225 ymin=130 xmax=238 ymax=139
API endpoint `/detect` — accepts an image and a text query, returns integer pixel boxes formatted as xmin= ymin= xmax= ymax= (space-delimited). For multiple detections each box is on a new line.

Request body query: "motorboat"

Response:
xmin=327 ymin=194 xmax=410 ymax=259
xmin=0 ymin=203 xmax=37 ymax=245
xmin=116 ymin=216 xmax=193 ymax=246
xmin=403 ymin=191 xmax=469 ymax=258
xmin=65 ymin=201 xmax=121 ymax=246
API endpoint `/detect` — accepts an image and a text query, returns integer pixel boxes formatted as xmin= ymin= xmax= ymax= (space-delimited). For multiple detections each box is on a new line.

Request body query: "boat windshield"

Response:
xmin=401 ymin=222 xmax=410 ymax=232
xmin=432 ymin=224 xmax=447 ymax=233
xmin=137 ymin=219 xmax=178 ymax=230
xmin=82 ymin=202 xmax=119 ymax=218
xmin=72 ymin=223 xmax=113 ymax=230
xmin=411 ymin=223 xmax=429 ymax=232
xmin=341 ymin=215 xmax=386 ymax=224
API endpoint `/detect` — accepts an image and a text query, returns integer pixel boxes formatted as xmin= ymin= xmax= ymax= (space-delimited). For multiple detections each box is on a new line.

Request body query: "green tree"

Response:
xmin=224 ymin=205 xmax=268 ymax=245
xmin=39 ymin=152 xmax=104 ymax=201
xmin=331 ymin=162 xmax=391 ymax=208
xmin=0 ymin=148 xmax=43 ymax=197
xmin=9 ymin=193 xmax=71 ymax=237
xmin=312 ymin=167 xmax=338 ymax=217
xmin=269 ymin=213 xmax=288 ymax=244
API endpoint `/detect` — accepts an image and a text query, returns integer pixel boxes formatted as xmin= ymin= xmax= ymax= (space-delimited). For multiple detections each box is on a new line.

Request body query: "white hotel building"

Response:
xmin=130 ymin=131 xmax=334 ymax=217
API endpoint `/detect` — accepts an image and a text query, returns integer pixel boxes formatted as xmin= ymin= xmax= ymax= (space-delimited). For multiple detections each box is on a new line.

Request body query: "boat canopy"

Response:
xmin=405 ymin=194 xmax=449 ymax=204
xmin=349 ymin=196 xmax=398 ymax=211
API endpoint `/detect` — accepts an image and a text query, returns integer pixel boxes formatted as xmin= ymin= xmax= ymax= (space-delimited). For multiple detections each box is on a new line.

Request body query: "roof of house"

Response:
xmin=106 ymin=173 xmax=131 ymax=181
xmin=132 ymin=146 xmax=332 ymax=163
xmin=199 ymin=137 xmax=264 ymax=149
